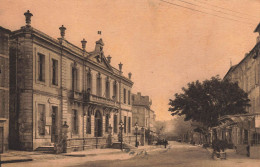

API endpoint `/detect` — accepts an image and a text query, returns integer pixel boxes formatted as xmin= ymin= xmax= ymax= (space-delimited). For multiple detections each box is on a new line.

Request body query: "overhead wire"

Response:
xmin=173 ymin=0 xmax=258 ymax=22
xmin=159 ymin=0 xmax=256 ymax=26
xmin=193 ymin=0 xmax=260 ymax=19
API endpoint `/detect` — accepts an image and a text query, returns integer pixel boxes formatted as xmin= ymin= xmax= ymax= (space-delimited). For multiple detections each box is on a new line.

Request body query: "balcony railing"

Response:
xmin=84 ymin=92 xmax=119 ymax=108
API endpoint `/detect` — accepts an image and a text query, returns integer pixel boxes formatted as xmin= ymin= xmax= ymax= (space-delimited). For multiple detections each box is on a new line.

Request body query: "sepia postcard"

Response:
xmin=0 ymin=0 xmax=260 ymax=166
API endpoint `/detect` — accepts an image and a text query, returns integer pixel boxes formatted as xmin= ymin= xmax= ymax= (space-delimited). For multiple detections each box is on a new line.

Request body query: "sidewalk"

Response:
xmin=204 ymin=147 xmax=249 ymax=160
xmin=0 ymin=144 xmax=159 ymax=164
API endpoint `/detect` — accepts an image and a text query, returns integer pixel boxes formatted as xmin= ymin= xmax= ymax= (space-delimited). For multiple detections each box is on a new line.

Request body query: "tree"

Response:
xmin=169 ymin=76 xmax=250 ymax=138
xmin=171 ymin=116 xmax=192 ymax=140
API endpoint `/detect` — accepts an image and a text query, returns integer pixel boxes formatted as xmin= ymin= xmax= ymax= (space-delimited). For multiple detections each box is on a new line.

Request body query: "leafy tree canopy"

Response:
xmin=169 ymin=76 xmax=250 ymax=128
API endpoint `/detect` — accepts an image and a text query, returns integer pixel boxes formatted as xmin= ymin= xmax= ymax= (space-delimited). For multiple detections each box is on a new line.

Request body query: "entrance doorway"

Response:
xmin=95 ymin=110 xmax=102 ymax=137
xmin=51 ymin=106 xmax=58 ymax=143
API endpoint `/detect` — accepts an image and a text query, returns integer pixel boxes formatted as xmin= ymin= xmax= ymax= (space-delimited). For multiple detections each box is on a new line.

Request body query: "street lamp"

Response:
xmin=107 ymin=124 xmax=113 ymax=148
xmin=61 ymin=121 xmax=69 ymax=153
xmin=119 ymin=120 xmax=124 ymax=151
xmin=135 ymin=122 xmax=138 ymax=147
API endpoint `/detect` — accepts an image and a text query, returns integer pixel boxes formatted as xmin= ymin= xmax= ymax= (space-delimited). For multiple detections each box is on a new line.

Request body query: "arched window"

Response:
xmin=96 ymin=73 xmax=102 ymax=96
xmin=86 ymin=111 xmax=91 ymax=134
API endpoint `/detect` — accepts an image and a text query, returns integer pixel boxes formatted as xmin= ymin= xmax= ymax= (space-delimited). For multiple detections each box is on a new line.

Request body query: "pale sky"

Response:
xmin=1 ymin=0 xmax=260 ymax=121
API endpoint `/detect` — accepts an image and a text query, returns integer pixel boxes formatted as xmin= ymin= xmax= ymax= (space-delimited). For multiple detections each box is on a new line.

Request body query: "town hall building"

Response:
xmin=7 ymin=10 xmax=134 ymax=151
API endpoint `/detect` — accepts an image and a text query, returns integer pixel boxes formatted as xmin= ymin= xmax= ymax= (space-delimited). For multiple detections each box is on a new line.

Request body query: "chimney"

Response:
xmin=81 ymin=38 xmax=87 ymax=52
xmin=128 ymin=72 xmax=132 ymax=80
xmin=107 ymin=55 xmax=111 ymax=63
xmin=24 ymin=10 xmax=33 ymax=27
xmin=59 ymin=25 xmax=66 ymax=39
xmin=118 ymin=62 xmax=123 ymax=72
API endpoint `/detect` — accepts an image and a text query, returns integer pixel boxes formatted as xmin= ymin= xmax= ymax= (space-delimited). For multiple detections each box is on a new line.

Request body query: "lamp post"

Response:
xmin=61 ymin=121 xmax=69 ymax=153
xmin=135 ymin=122 xmax=138 ymax=147
xmin=107 ymin=124 xmax=113 ymax=148
xmin=119 ymin=120 xmax=124 ymax=151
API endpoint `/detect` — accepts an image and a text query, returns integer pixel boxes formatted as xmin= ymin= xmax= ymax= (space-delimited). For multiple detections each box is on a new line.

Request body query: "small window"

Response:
xmin=38 ymin=53 xmax=45 ymax=82
xmin=52 ymin=59 xmax=58 ymax=85
xmin=38 ymin=104 xmax=46 ymax=135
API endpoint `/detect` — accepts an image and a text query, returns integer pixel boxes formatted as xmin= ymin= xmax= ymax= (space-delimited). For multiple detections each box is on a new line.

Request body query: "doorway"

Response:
xmin=95 ymin=110 xmax=102 ymax=137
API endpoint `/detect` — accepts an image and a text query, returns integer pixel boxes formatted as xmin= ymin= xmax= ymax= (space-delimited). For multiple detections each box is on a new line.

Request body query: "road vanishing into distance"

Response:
xmin=4 ymin=141 xmax=260 ymax=167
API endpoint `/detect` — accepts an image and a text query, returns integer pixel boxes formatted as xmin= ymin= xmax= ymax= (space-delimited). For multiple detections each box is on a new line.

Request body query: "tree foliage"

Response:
xmin=169 ymin=76 xmax=250 ymax=128
xmin=171 ymin=116 xmax=192 ymax=137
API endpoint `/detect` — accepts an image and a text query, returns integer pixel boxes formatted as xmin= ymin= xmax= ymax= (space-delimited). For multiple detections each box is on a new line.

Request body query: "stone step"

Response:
xmin=111 ymin=142 xmax=135 ymax=150
xmin=35 ymin=146 xmax=55 ymax=153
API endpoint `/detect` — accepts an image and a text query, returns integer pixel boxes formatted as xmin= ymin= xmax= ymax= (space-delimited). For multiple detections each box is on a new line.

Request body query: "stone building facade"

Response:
xmin=132 ymin=92 xmax=156 ymax=145
xmin=7 ymin=11 xmax=134 ymax=151
xmin=222 ymin=23 xmax=260 ymax=157
xmin=0 ymin=27 xmax=11 ymax=152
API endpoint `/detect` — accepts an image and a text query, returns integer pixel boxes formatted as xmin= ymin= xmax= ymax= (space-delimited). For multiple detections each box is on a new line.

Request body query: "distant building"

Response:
xmin=132 ymin=92 xmax=156 ymax=145
xmin=5 ymin=10 xmax=134 ymax=151
xmin=221 ymin=22 xmax=260 ymax=158
xmin=0 ymin=27 xmax=11 ymax=152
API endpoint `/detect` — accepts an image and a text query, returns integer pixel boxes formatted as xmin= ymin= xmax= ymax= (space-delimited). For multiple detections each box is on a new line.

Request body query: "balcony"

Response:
xmin=84 ymin=92 xmax=119 ymax=108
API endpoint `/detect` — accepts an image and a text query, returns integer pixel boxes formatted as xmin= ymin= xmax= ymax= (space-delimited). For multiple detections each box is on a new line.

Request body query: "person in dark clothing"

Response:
xmin=164 ymin=139 xmax=168 ymax=148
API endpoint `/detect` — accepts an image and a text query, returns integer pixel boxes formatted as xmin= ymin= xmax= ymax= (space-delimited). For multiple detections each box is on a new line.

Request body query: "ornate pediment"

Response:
xmin=87 ymin=38 xmax=113 ymax=71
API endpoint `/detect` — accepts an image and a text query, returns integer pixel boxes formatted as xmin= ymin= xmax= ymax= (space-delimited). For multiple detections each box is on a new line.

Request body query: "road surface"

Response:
xmin=4 ymin=141 xmax=260 ymax=167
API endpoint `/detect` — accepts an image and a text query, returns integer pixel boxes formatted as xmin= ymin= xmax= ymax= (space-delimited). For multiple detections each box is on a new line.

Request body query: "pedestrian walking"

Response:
xmin=164 ymin=139 xmax=168 ymax=148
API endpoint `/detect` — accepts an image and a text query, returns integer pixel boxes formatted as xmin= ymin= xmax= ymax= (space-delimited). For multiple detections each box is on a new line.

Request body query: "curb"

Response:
xmin=0 ymin=158 xmax=33 ymax=164
xmin=64 ymin=151 xmax=123 ymax=157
